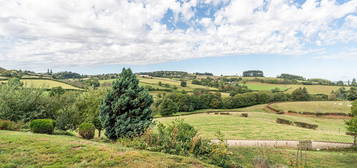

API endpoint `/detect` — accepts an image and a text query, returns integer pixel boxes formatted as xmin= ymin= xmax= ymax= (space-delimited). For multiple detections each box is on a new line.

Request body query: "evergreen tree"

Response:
xmin=352 ymin=78 xmax=357 ymax=87
xmin=99 ymin=68 xmax=153 ymax=140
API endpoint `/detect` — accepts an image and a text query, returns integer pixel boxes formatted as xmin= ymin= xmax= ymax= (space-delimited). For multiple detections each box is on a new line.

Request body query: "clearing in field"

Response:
xmin=156 ymin=112 xmax=352 ymax=142
xmin=271 ymin=101 xmax=352 ymax=114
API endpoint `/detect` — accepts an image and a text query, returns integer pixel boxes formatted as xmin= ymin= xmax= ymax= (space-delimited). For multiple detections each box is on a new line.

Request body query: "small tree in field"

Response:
xmin=99 ymin=68 xmax=153 ymax=140
xmin=291 ymin=87 xmax=310 ymax=101
xmin=180 ymin=81 xmax=187 ymax=87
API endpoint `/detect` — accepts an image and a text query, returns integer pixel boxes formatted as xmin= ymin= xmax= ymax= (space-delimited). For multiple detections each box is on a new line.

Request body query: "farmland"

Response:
xmin=244 ymin=81 xmax=343 ymax=94
xmin=21 ymin=79 xmax=81 ymax=90
xmin=156 ymin=112 xmax=351 ymax=142
xmin=271 ymin=101 xmax=352 ymax=114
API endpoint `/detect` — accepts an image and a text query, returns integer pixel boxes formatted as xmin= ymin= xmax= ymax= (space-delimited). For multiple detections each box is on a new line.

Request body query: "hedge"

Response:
xmin=294 ymin=121 xmax=318 ymax=129
xmin=276 ymin=118 xmax=292 ymax=125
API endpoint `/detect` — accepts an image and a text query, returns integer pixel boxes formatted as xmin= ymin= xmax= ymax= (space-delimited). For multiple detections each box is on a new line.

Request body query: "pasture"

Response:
xmin=156 ymin=112 xmax=351 ymax=142
xmin=0 ymin=130 xmax=212 ymax=168
xmin=271 ymin=101 xmax=352 ymax=114
xmin=244 ymin=81 xmax=343 ymax=94
xmin=21 ymin=79 xmax=81 ymax=90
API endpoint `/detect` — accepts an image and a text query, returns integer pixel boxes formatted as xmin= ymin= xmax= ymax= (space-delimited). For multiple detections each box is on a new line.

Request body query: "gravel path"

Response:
xmin=211 ymin=140 xmax=353 ymax=149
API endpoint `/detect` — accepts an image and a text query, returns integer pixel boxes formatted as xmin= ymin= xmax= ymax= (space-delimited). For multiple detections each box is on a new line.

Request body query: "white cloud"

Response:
xmin=0 ymin=0 xmax=357 ymax=69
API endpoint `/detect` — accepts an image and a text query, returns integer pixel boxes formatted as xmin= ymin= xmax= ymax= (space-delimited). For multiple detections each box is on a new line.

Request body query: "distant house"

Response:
xmin=243 ymin=70 xmax=264 ymax=77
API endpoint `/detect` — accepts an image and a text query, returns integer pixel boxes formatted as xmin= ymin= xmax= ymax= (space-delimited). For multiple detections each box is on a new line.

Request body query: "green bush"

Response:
xmin=117 ymin=119 xmax=238 ymax=167
xmin=0 ymin=120 xmax=19 ymax=130
xmin=78 ymin=123 xmax=95 ymax=139
xmin=30 ymin=119 xmax=55 ymax=134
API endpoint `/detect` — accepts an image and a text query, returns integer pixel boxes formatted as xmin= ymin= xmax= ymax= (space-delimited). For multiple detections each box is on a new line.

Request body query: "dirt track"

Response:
xmin=211 ymin=140 xmax=353 ymax=149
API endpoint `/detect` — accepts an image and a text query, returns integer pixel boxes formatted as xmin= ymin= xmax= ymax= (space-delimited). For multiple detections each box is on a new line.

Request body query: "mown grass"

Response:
xmin=156 ymin=112 xmax=352 ymax=142
xmin=244 ymin=81 xmax=343 ymax=95
xmin=230 ymin=147 xmax=357 ymax=168
xmin=271 ymin=101 xmax=352 ymax=114
xmin=0 ymin=130 xmax=214 ymax=168
xmin=20 ymin=79 xmax=81 ymax=90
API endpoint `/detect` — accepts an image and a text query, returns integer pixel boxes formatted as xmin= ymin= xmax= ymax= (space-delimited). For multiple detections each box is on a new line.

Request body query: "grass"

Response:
xmin=99 ymin=76 xmax=230 ymax=98
xmin=156 ymin=112 xmax=352 ymax=142
xmin=244 ymin=81 xmax=343 ymax=94
xmin=271 ymin=101 xmax=352 ymax=113
xmin=230 ymin=147 xmax=357 ymax=168
xmin=0 ymin=130 xmax=214 ymax=168
xmin=21 ymin=79 xmax=81 ymax=90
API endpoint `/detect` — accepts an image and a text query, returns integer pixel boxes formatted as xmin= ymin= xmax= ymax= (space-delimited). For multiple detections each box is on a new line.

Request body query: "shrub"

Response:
xmin=30 ymin=119 xmax=55 ymax=134
xmin=240 ymin=113 xmax=248 ymax=117
xmin=276 ymin=118 xmax=292 ymax=125
xmin=78 ymin=123 xmax=95 ymax=139
xmin=53 ymin=129 xmax=75 ymax=136
xmin=0 ymin=120 xmax=19 ymax=130
xmin=117 ymin=119 xmax=239 ymax=167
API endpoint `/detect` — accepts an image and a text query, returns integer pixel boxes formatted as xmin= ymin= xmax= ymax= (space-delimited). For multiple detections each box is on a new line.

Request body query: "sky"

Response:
xmin=0 ymin=0 xmax=357 ymax=81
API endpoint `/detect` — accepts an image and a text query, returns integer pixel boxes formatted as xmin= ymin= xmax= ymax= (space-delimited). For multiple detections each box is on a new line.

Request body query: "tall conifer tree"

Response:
xmin=100 ymin=68 xmax=153 ymax=140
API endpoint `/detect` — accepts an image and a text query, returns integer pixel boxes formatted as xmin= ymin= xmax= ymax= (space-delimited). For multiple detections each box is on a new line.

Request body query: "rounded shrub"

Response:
xmin=30 ymin=119 xmax=55 ymax=134
xmin=78 ymin=123 xmax=95 ymax=139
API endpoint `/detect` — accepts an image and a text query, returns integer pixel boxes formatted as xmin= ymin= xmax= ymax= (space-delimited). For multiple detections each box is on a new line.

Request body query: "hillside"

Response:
xmin=0 ymin=130 xmax=214 ymax=168
xmin=0 ymin=67 xmax=6 ymax=72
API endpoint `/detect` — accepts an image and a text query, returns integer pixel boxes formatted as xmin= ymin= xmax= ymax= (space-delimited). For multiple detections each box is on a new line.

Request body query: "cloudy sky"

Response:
xmin=0 ymin=0 xmax=357 ymax=80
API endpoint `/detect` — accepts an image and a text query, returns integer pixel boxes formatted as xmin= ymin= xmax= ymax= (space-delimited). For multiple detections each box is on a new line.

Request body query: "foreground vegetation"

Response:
xmin=0 ymin=130 xmax=213 ymax=168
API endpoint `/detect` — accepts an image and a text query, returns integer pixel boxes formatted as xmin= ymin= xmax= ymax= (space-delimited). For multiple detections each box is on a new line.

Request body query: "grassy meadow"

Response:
xmin=156 ymin=112 xmax=352 ymax=142
xmin=244 ymin=81 xmax=343 ymax=94
xmin=271 ymin=101 xmax=352 ymax=113
xmin=0 ymin=130 xmax=213 ymax=168
xmin=21 ymin=79 xmax=81 ymax=90
xmin=230 ymin=147 xmax=357 ymax=168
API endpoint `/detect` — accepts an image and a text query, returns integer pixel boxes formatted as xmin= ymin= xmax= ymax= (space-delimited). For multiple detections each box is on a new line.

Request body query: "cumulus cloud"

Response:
xmin=0 ymin=0 xmax=357 ymax=69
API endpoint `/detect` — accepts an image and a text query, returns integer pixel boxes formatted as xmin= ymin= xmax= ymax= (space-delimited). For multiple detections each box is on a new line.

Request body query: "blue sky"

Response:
xmin=0 ymin=0 xmax=357 ymax=80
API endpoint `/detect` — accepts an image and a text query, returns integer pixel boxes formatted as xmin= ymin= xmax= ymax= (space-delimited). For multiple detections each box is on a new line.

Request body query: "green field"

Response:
xmin=21 ymin=79 xmax=81 ymax=90
xmin=0 ymin=130 xmax=213 ymax=168
xmin=230 ymin=147 xmax=357 ymax=168
xmin=156 ymin=112 xmax=352 ymax=142
xmin=245 ymin=81 xmax=343 ymax=94
xmin=271 ymin=101 xmax=352 ymax=113
xmin=244 ymin=82 xmax=288 ymax=91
